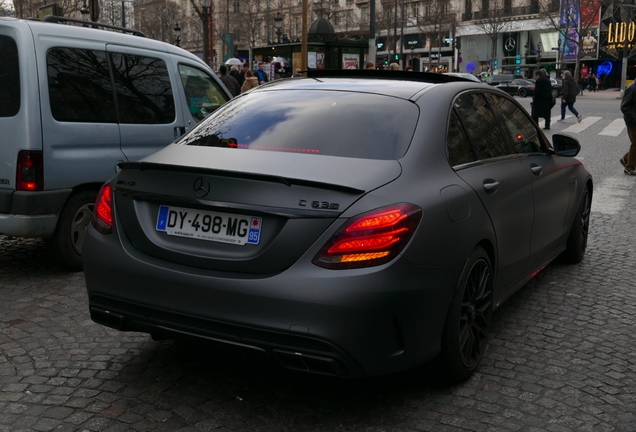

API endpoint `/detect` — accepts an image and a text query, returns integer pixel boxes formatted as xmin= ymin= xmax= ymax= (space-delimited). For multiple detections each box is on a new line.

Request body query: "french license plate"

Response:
xmin=156 ymin=205 xmax=261 ymax=245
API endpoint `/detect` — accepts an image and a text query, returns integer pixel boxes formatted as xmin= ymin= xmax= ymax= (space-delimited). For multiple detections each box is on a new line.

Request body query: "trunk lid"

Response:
xmin=113 ymin=146 xmax=402 ymax=273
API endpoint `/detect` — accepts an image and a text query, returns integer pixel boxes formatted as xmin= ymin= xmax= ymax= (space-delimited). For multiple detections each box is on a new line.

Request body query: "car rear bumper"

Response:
xmin=83 ymin=225 xmax=462 ymax=377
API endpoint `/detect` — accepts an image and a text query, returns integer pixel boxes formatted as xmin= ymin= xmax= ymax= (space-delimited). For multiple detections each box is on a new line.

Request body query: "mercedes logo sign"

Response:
xmin=505 ymin=38 xmax=516 ymax=52
xmin=193 ymin=177 xmax=210 ymax=198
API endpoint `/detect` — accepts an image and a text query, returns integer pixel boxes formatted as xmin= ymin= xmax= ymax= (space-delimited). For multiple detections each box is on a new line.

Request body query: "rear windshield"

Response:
xmin=179 ymin=90 xmax=419 ymax=160
xmin=0 ymin=36 xmax=20 ymax=117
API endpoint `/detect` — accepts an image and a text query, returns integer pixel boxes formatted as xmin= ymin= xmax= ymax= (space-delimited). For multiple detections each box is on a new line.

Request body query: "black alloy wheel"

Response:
xmin=560 ymin=186 xmax=591 ymax=263
xmin=518 ymin=88 xmax=527 ymax=98
xmin=439 ymin=246 xmax=493 ymax=382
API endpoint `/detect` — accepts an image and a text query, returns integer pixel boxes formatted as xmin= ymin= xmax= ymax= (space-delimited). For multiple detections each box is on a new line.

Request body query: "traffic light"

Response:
xmin=384 ymin=55 xmax=389 ymax=65
xmin=394 ymin=54 xmax=399 ymax=60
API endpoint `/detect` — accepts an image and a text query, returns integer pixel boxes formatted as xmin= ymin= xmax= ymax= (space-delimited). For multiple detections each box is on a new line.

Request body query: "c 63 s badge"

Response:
xmin=299 ymin=200 xmax=339 ymax=210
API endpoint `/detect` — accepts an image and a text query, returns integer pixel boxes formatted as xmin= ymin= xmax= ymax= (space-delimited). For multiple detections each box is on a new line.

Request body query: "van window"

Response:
xmin=110 ymin=53 xmax=175 ymax=124
xmin=179 ymin=64 xmax=229 ymax=122
xmin=0 ymin=36 xmax=20 ymax=117
xmin=47 ymin=48 xmax=117 ymax=122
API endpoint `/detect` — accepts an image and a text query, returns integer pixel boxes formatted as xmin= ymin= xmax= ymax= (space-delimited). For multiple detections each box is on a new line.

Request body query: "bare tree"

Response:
xmin=473 ymin=0 xmax=515 ymax=70
xmin=539 ymin=0 xmax=604 ymax=80
xmin=233 ymin=0 xmax=266 ymax=67
xmin=101 ymin=0 xmax=135 ymax=28
xmin=377 ymin=0 xmax=398 ymax=61
xmin=135 ymin=0 xmax=181 ymax=43
xmin=13 ymin=0 xmax=80 ymax=18
xmin=417 ymin=0 xmax=457 ymax=70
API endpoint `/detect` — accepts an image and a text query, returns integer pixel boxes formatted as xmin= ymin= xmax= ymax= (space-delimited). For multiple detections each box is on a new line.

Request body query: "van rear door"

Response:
xmin=38 ymin=37 xmax=123 ymax=191
xmin=106 ymin=44 xmax=188 ymax=163
xmin=0 ymin=26 xmax=28 ymax=203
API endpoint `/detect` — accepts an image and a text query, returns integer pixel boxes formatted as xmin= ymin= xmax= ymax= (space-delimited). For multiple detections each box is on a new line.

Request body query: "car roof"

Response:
xmin=252 ymin=69 xmax=483 ymax=100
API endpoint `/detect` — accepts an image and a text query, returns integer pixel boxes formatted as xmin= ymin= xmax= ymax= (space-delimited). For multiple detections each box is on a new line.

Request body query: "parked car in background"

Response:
xmin=493 ymin=78 xmax=536 ymax=97
xmin=550 ymin=77 xmax=564 ymax=97
xmin=483 ymin=74 xmax=516 ymax=86
xmin=83 ymin=69 xmax=593 ymax=383
xmin=549 ymin=77 xmax=580 ymax=97
xmin=0 ymin=16 xmax=232 ymax=270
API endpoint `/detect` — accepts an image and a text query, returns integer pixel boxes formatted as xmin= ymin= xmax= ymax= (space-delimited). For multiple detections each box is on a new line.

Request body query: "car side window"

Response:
xmin=110 ymin=53 xmax=175 ymax=124
xmin=447 ymin=110 xmax=476 ymax=167
xmin=453 ymin=92 xmax=511 ymax=160
xmin=179 ymin=64 xmax=229 ymax=122
xmin=47 ymin=48 xmax=117 ymax=123
xmin=0 ymin=36 xmax=20 ymax=117
xmin=488 ymin=93 xmax=544 ymax=154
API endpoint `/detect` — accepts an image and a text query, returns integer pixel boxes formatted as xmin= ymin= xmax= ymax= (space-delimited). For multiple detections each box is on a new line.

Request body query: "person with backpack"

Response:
xmin=558 ymin=71 xmax=582 ymax=123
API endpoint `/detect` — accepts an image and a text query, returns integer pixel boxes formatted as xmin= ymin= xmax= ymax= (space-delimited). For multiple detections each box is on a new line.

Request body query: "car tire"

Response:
xmin=48 ymin=190 xmax=97 ymax=271
xmin=438 ymin=246 xmax=493 ymax=382
xmin=560 ymin=186 xmax=591 ymax=264
xmin=518 ymin=88 xmax=527 ymax=98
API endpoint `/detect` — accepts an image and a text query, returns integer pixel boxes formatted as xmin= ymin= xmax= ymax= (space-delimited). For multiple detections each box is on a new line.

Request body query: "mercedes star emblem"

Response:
xmin=193 ymin=177 xmax=210 ymax=198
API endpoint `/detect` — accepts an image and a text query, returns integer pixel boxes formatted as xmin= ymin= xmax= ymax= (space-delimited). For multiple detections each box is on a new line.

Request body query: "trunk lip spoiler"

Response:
xmin=118 ymin=161 xmax=366 ymax=194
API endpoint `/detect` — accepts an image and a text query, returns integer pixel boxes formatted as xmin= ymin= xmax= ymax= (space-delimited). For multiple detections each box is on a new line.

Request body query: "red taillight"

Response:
xmin=16 ymin=151 xmax=44 ymax=191
xmin=92 ymin=183 xmax=113 ymax=234
xmin=313 ymin=204 xmax=422 ymax=269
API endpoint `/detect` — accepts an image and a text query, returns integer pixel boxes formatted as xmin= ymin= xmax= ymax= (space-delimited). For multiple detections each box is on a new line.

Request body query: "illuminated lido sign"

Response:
xmin=607 ymin=21 xmax=636 ymax=49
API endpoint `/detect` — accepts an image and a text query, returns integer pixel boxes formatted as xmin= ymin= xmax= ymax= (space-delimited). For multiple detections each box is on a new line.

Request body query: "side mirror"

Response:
xmin=552 ymin=133 xmax=581 ymax=157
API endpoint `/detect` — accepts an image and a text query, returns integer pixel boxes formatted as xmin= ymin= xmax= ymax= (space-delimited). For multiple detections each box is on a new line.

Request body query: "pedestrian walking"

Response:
xmin=620 ymin=80 xmax=636 ymax=175
xmin=364 ymin=61 xmax=375 ymax=70
xmin=389 ymin=62 xmax=400 ymax=71
xmin=218 ymin=65 xmax=240 ymax=97
xmin=531 ymin=68 xmax=553 ymax=130
xmin=589 ymin=74 xmax=598 ymax=92
xmin=230 ymin=65 xmax=244 ymax=88
xmin=558 ymin=70 xmax=582 ymax=123
xmin=579 ymin=75 xmax=587 ymax=95
xmin=241 ymin=69 xmax=259 ymax=93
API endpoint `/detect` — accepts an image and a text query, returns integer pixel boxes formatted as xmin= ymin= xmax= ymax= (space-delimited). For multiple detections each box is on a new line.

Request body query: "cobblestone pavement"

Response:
xmin=2 ymin=110 xmax=636 ymax=431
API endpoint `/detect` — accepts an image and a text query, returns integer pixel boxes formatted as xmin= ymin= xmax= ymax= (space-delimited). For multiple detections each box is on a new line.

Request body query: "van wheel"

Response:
xmin=438 ymin=246 xmax=493 ymax=382
xmin=48 ymin=190 xmax=97 ymax=271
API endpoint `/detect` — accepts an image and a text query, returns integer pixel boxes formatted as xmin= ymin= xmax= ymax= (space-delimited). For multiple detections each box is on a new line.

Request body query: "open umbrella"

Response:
xmin=225 ymin=58 xmax=243 ymax=66
xmin=272 ymin=57 xmax=286 ymax=66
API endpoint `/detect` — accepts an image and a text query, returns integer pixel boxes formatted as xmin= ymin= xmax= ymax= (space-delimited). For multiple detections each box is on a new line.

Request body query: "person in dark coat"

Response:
xmin=531 ymin=69 xmax=553 ymax=130
xmin=620 ymin=80 xmax=636 ymax=175
xmin=229 ymin=65 xmax=244 ymax=88
xmin=218 ymin=65 xmax=240 ymax=97
xmin=558 ymin=70 xmax=582 ymax=123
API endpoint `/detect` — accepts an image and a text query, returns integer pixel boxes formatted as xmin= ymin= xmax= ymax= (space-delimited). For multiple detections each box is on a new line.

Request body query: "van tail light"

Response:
xmin=92 ymin=183 xmax=113 ymax=234
xmin=313 ymin=204 xmax=422 ymax=269
xmin=17 ymin=151 xmax=44 ymax=191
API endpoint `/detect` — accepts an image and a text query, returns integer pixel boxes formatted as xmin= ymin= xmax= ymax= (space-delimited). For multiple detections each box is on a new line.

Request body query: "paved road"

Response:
xmin=1 ymin=90 xmax=635 ymax=431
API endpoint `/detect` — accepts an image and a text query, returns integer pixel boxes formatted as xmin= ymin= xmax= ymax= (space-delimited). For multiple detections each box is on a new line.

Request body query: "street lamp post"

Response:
xmin=201 ymin=0 xmax=211 ymax=65
xmin=173 ymin=23 xmax=181 ymax=47
xmin=274 ymin=12 xmax=283 ymax=44
xmin=80 ymin=0 xmax=90 ymax=21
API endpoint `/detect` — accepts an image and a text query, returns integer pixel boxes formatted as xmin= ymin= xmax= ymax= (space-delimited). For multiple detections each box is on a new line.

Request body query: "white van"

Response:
xmin=0 ymin=16 xmax=232 ymax=269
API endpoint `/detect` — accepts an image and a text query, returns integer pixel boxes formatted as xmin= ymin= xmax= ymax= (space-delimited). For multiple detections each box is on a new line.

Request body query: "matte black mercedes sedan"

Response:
xmin=83 ymin=70 xmax=593 ymax=382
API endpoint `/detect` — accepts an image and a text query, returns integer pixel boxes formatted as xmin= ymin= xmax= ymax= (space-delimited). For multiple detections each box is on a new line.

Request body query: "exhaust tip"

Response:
xmin=90 ymin=307 xmax=126 ymax=330
xmin=273 ymin=350 xmax=345 ymax=376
